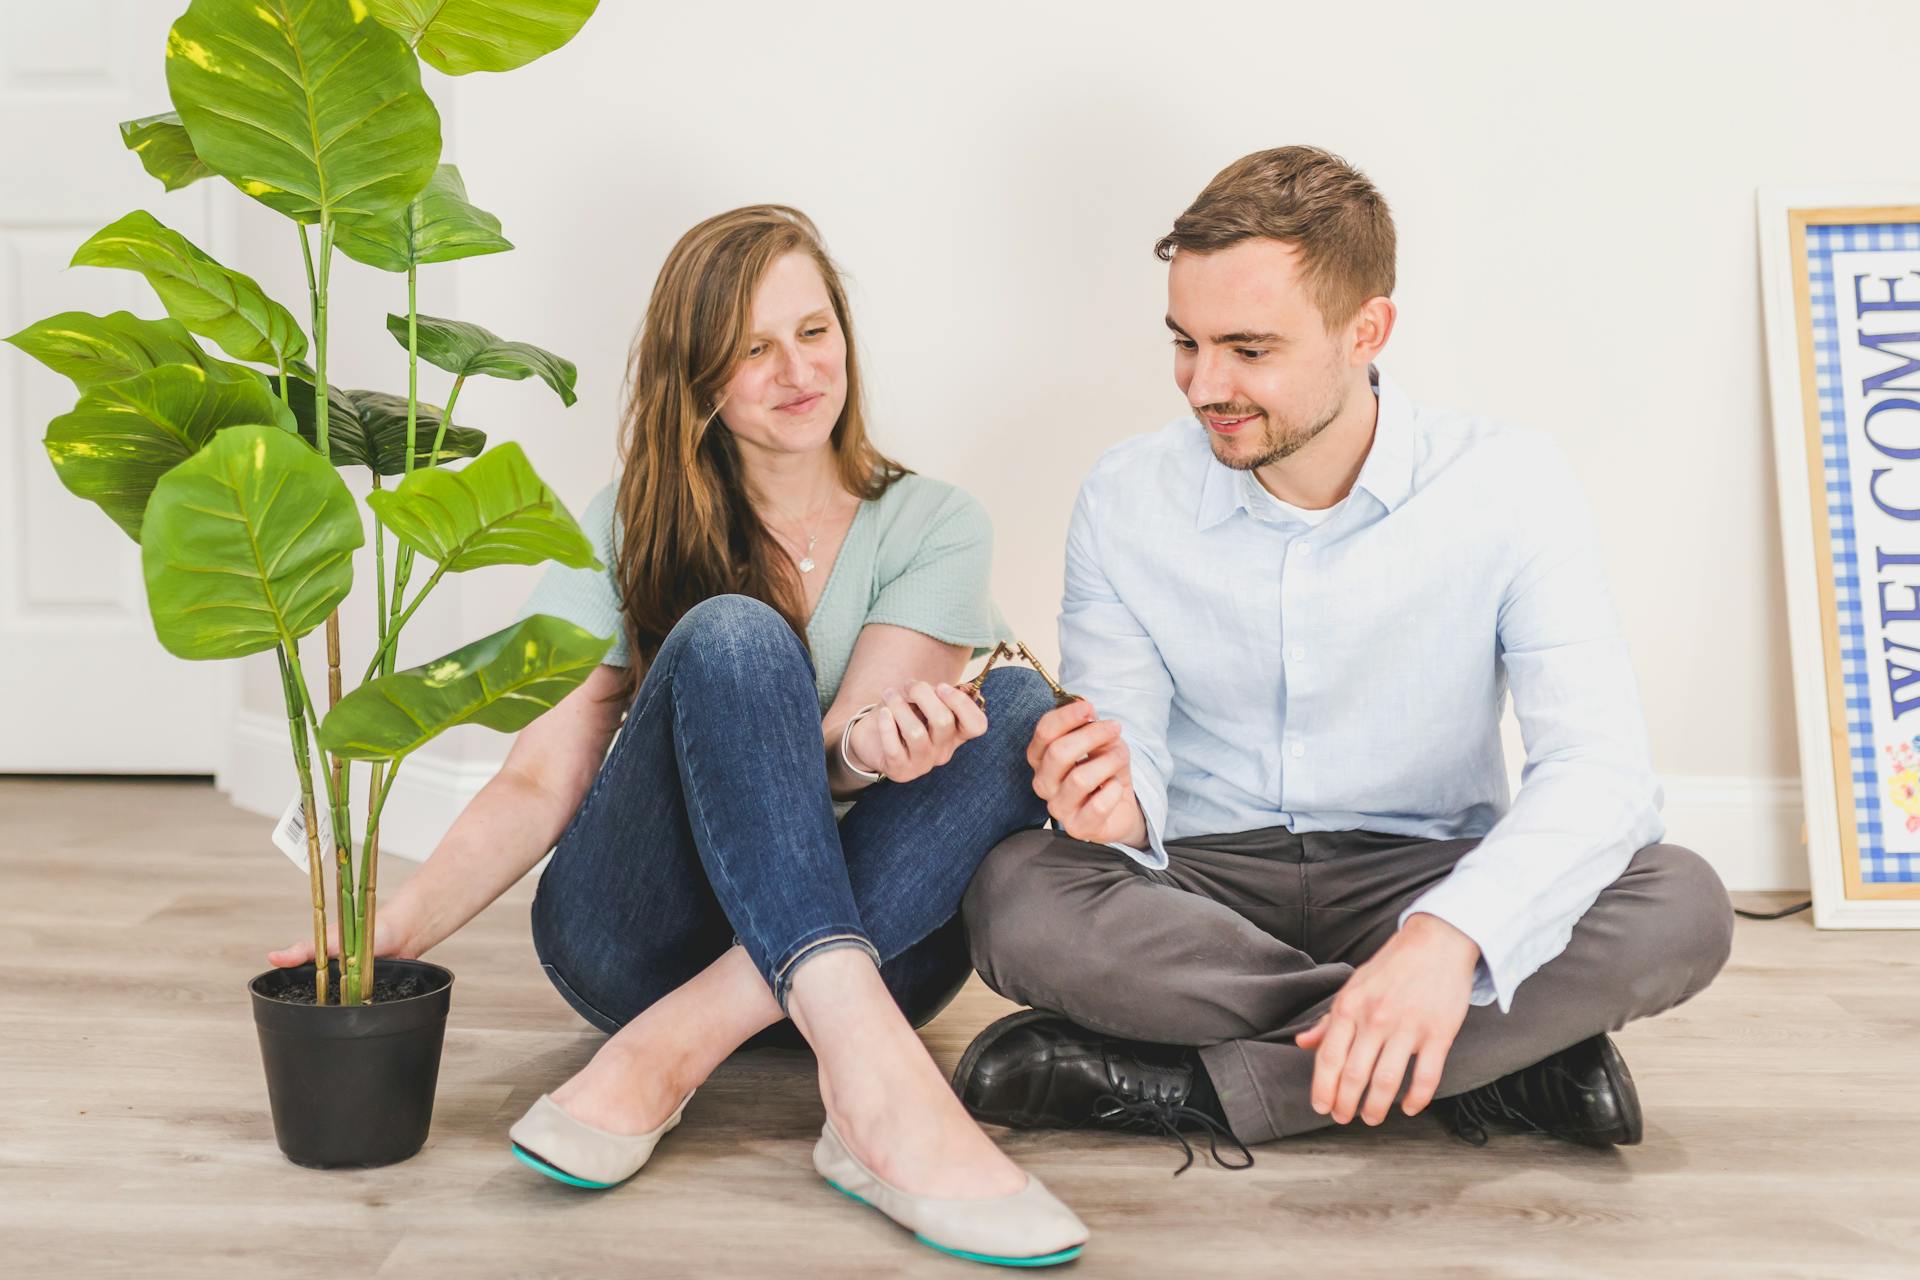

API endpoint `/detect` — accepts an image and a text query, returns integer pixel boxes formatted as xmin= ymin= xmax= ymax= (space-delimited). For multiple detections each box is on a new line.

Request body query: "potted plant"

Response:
xmin=5 ymin=0 xmax=606 ymax=1168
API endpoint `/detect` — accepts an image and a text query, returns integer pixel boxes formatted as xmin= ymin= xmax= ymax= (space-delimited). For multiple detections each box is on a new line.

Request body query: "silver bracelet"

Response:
xmin=838 ymin=703 xmax=884 ymax=781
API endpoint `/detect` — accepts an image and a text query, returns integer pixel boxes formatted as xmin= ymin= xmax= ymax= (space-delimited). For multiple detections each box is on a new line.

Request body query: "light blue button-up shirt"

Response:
xmin=1057 ymin=372 xmax=1665 ymax=1011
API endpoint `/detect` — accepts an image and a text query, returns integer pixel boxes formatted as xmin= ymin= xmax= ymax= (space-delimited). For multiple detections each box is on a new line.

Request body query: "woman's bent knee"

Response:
xmin=977 ymin=666 xmax=1053 ymax=745
xmin=661 ymin=594 xmax=810 ymax=689
xmin=674 ymin=594 xmax=792 ymax=646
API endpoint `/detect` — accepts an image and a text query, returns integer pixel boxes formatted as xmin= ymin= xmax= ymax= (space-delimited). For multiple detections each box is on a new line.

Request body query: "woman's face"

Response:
xmin=714 ymin=250 xmax=849 ymax=461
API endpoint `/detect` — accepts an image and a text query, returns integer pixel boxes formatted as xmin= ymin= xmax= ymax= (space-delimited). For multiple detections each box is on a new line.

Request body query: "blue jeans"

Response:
xmin=530 ymin=594 xmax=1053 ymax=1043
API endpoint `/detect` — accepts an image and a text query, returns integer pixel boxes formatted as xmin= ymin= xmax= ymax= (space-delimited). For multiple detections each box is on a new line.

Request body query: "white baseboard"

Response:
xmin=217 ymin=708 xmax=1808 ymax=891
xmin=218 ymin=709 xmax=503 ymax=863
xmin=1657 ymin=775 xmax=1806 ymax=893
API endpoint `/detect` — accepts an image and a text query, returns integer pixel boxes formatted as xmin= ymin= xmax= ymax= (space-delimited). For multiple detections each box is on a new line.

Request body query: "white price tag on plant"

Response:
xmin=272 ymin=795 xmax=332 ymax=874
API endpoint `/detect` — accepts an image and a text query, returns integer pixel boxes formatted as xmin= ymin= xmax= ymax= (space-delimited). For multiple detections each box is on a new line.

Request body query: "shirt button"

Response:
xmin=1294 ymin=542 xmax=1312 ymax=556
xmin=1289 ymin=646 xmax=1305 ymax=662
xmin=1289 ymin=741 xmax=1305 ymax=758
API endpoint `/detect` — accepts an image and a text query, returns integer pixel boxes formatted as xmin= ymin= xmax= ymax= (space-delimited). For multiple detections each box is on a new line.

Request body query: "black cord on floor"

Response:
xmin=1734 ymin=900 xmax=1812 ymax=920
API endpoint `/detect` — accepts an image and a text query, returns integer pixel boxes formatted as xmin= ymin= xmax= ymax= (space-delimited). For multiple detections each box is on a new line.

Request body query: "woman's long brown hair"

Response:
xmin=609 ymin=205 xmax=904 ymax=698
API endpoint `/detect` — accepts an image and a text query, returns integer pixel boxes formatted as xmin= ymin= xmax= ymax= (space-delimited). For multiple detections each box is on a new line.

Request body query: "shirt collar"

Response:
xmin=1353 ymin=370 xmax=1415 ymax=515
xmin=1195 ymin=366 xmax=1414 ymax=532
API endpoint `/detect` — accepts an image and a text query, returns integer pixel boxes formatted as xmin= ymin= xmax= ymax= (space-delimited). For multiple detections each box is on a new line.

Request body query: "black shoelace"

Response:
xmin=1448 ymin=1052 xmax=1611 ymax=1145
xmin=1442 ymin=1082 xmax=1543 ymax=1146
xmin=1092 ymin=1092 xmax=1255 ymax=1176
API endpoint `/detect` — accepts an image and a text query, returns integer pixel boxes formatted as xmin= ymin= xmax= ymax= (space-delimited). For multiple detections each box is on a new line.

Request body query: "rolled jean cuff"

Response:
xmin=771 ymin=927 xmax=881 ymax=1011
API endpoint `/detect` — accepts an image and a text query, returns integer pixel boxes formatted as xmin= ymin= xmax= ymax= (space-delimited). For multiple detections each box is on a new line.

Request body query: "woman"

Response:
xmin=269 ymin=206 xmax=1087 ymax=1267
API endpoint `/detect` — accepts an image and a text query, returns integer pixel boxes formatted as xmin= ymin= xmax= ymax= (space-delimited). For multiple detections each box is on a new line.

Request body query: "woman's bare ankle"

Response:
xmin=785 ymin=953 xmax=1026 ymax=1199
xmin=551 ymin=1036 xmax=694 ymax=1136
xmin=818 ymin=1052 xmax=1028 ymax=1199
xmin=547 ymin=944 xmax=782 ymax=1135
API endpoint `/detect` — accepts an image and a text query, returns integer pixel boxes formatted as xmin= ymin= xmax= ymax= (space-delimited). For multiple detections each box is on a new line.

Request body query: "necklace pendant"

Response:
xmin=798 ymin=556 xmax=816 ymax=574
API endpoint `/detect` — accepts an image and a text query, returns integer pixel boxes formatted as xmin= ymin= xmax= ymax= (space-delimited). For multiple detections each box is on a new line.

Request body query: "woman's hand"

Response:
xmin=847 ymin=680 xmax=988 ymax=785
xmin=267 ymin=907 xmax=419 ymax=969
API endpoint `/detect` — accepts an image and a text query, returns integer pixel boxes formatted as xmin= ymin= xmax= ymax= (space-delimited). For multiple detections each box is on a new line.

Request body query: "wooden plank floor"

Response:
xmin=3 ymin=778 xmax=1916 ymax=1279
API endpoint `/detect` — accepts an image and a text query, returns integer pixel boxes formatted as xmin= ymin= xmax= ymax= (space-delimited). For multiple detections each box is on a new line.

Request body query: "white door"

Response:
xmin=0 ymin=2 xmax=229 ymax=771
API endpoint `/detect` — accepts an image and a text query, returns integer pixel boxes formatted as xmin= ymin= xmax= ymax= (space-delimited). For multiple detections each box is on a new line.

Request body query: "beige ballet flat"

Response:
xmin=813 ymin=1119 xmax=1088 ymax=1267
xmin=508 ymin=1089 xmax=693 ymax=1189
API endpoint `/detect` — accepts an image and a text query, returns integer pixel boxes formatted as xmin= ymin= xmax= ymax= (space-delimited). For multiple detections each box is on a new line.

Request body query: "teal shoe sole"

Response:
xmin=825 ymin=1180 xmax=1084 ymax=1268
xmin=511 ymin=1142 xmax=621 ymax=1190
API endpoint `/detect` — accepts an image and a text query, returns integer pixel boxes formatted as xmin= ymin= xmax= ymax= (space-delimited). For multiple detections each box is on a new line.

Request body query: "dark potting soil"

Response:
xmin=266 ymin=971 xmax=439 ymax=1006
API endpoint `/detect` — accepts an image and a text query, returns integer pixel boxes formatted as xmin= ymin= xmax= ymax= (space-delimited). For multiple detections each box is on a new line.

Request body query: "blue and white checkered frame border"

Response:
xmin=1807 ymin=221 xmax=1920 ymax=882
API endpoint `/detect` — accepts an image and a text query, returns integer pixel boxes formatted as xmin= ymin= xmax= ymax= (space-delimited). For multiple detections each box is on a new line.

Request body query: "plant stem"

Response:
xmin=355 ymin=758 xmax=403 ymax=1002
xmin=282 ymin=639 xmax=340 ymax=818
xmin=372 ymin=472 xmax=388 ymax=654
xmin=300 ymin=221 xmax=318 ymax=298
xmin=289 ymin=635 xmax=356 ymax=997
xmin=357 ymin=469 xmax=393 ymax=1003
xmin=348 ymin=267 xmax=419 ymax=999
xmin=406 ymin=266 xmax=418 ymax=477
xmin=361 ymin=560 xmax=448 ymax=686
xmin=298 ymin=227 xmax=325 ymax=454
xmin=276 ymin=644 xmax=329 ymax=1006
xmin=384 ymin=267 xmax=424 ymax=679
xmin=388 ymin=373 xmax=461 ymax=669
xmin=332 ymin=768 xmax=358 ymax=999
xmin=428 ymin=373 xmax=465 ymax=468
xmin=288 ymin=640 xmax=354 ymax=992
xmin=306 ymin=218 xmax=358 ymax=996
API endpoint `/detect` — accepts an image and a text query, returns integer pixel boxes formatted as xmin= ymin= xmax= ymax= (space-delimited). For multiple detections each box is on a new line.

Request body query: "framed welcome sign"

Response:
xmin=1761 ymin=188 xmax=1920 ymax=927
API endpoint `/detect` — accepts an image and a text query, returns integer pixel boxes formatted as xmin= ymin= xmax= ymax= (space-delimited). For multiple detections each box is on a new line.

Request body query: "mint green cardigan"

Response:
xmin=515 ymin=473 xmax=1013 ymax=712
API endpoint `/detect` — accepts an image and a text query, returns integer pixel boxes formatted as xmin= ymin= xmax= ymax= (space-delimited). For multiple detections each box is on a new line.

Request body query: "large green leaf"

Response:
xmin=118 ymin=111 xmax=213 ymax=192
xmin=71 ymin=211 xmax=307 ymax=367
xmin=285 ymin=376 xmax=487 ymax=473
xmin=141 ymin=423 xmax=362 ymax=660
xmin=335 ymin=164 xmax=512 ymax=273
xmin=166 ymin=0 xmax=441 ymax=228
xmin=319 ymin=614 xmax=612 ymax=760
xmin=387 ymin=313 xmax=577 ymax=406
xmin=366 ymin=441 xmax=596 ymax=572
xmin=6 ymin=310 xmax=216 ymax=390
xmin=367 ymin=0 xmax=598 ymax=75
xmin=45 ymin=363 xmax=297 ymax=540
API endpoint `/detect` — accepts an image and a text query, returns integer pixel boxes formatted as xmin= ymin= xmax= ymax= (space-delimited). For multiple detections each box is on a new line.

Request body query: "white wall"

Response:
xmin=229 ymin=0 xmax=1920 ymax=885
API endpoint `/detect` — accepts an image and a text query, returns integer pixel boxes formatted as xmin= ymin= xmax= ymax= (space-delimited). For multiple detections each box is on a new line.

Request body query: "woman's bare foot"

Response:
xmin=790 ymin=949 xmax=1028 ymax=1201
xmin=548 ymin=1030 xmax=696 ymax=1136
xmin=546 ymin=946 xmax=783 ymax=1136
xmin=539 ymin=944 xmax=1029 ymax=1202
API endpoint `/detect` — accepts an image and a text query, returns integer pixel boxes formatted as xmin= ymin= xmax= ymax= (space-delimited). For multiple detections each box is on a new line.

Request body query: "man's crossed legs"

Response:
xmin=957 ymin=825 xmax=1733 ymax=1152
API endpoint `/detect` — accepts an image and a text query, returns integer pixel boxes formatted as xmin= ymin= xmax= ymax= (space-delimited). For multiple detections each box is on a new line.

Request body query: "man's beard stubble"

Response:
xmin=1206 ymin=393 xmax=1343 ymax=472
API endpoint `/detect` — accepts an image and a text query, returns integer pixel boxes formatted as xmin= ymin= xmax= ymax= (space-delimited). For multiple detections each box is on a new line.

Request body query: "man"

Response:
xmin=954 ymin=146 xmax=1733 ymax=1165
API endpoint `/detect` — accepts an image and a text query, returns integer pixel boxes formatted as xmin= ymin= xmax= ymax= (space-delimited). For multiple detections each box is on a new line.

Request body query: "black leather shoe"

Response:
xmin=951 ymin=1008 xmax=1252 ymax=1174
xmin=1438 ymin=1034 xmax=1643 ymax=1147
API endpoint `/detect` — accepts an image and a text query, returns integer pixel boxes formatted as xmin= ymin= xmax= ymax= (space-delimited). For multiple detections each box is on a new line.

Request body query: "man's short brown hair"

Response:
xmin=1156 ymin=146 xmax=1395 ymax=330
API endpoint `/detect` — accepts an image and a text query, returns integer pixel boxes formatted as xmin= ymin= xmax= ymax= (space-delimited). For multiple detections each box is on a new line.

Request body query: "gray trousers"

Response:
xmin=962 ymin=825 xmax=1734 ymax=1145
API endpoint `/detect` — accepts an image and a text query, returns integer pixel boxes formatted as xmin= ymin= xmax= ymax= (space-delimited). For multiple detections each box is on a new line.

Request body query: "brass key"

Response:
xmin=960 ymin=640 xmax=1081 ymax=710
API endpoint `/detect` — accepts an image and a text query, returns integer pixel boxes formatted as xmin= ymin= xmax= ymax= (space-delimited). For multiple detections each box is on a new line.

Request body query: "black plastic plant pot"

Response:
xmin=249 ymin=958 xmax=454 ymax=1169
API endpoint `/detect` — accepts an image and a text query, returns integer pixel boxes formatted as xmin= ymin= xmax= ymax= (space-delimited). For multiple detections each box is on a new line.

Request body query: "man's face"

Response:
xmin=1166 ymin=238 xmax=1355 ymax=473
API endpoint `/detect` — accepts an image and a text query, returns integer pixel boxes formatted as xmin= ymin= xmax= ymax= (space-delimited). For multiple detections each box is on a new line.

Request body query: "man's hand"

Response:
xmin=1027 ymin=699 xmax=1148 ymax=847
xmin=1294 ymin=913 xmax=1480 ymax=1125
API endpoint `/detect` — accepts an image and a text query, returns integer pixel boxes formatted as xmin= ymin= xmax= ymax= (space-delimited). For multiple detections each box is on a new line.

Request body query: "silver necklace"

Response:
xmin=769 ymin=474 xmax=834 ymax=575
